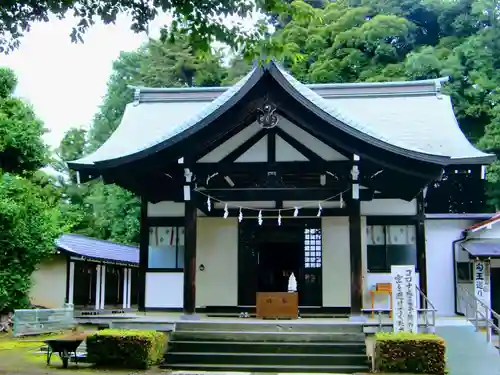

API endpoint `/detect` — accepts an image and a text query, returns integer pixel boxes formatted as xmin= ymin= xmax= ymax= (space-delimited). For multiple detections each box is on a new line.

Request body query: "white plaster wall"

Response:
xmin=361 ymin=199 xmax=417 ymax=216
xmin=148 ymin=202 xmax=185 ymax=217
xmin=322 ymin=217 xmax=351 ymax=307
xmin=30 ymin=255 xmax=67 ymax=308
xmin=425 ymin=219 xmax=475 ymax=316
xmin=196 ymin=217 xmax=238 ymax=307
xmin=145 ymin=272 xmax=183 ymax=308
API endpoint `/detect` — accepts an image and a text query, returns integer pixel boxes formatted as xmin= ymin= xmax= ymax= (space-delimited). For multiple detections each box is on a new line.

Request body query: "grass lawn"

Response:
xmin=0 ymin=331 xmax=165 ymax=375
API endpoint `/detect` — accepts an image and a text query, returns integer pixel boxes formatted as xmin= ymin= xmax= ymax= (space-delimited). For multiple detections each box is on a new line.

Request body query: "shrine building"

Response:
xmin=68 ymin=60 xmax=495 ymax=317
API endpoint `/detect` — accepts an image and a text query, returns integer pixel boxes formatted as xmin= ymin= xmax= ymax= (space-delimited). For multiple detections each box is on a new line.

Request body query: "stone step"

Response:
xmin=160 ymin=362 xmax=369 ymax=373
xmin=173 ymin=330 xmax=366 ymax=342
xmin=169 ymin=340 xmax=366 ymax=354
xmin=175 ymin=322 xmax=364 ymax=334
xmin=165 ymin=351 xmax=368 ymax=367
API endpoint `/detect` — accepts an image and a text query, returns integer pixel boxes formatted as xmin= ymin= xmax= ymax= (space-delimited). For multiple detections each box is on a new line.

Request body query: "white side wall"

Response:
xmin=425 ymin=219 xmax=474 ymax=316
xmin=322 ymin=217 xmax=351 ymax=307
xmin=30 ymin=254 xmax=67 ymax=309
xmin=361 ymin=199 xmax=417 ymax=216
xmin=196 ymin=217 xmax=238 ymax=307
xmin=145 ymin=272 xmax=183 ymax=308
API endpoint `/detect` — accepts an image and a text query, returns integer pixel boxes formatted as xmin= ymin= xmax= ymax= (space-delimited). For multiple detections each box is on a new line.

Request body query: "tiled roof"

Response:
xmin=69 ymin=60 xmax=494 ymax=168
xmin=461 ymin=239 xmax=500 ymax=258
xmin=55 ymin=234 xmax=139 ymax=265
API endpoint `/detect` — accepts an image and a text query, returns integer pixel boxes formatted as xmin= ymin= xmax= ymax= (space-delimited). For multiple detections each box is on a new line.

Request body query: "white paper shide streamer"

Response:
xmin=223 ymin=203 xmax=229 ymax=219
xmin=278 ymin=210 xmax=282 ymax=226
xmin=258 ymin=210 xmax=263 ymax=226
xmin=206 ymin=196 xmax=211 ymax=212
xmin=238 ymin=208 xmax=243 ymax=222
xmin=317 ymin=202 xmax=322 ymax=217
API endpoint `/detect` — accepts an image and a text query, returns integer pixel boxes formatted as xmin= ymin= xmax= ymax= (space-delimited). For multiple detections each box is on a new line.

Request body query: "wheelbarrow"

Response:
xmin=44 ymin=337 xmax=85 ymax=368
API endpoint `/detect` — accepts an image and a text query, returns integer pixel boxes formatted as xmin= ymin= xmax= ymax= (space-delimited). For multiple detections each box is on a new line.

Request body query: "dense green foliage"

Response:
xmin=0 ymin=0 xmax=276 ymax=54
xmin=86 ymin=329 xmax=167 ymax=369
xmin=374 ymin=332 xmax=446 ymax=374
xmin=0 ymin=68 xmax=73 ymax=313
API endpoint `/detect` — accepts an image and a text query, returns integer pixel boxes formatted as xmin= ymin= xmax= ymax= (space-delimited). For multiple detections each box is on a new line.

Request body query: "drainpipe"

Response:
xmin=453 ymin=230 xmax=468 ymax=315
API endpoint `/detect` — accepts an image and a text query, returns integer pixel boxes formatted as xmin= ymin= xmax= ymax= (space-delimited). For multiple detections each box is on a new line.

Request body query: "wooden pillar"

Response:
xmin=416 ymin=191 xmax=427 ymax=305
xmin=183 ymin=199 xmax=197 ymax=315
xmin=127 ymin=268 xmax=132 ymax=309
xmin=100 ymin=265 xmax=106 ymax=310
xmin=138 ymin=197 xmax=148 ymax=311
xmin=95 ymin=264 xmax=101 ymax=310
xmin=122 ymin=268 xmax=129 ymax=309
xmin=67 ymin=261 xmax=75 ymax=306
xmin=349 ymin=199 xmax=363 ymax=314
xmin=349 ymin=154 xmax=363 ymax=314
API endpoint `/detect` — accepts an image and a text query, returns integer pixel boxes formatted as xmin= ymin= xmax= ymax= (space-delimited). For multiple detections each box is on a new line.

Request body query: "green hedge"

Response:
xmin=374 ymin=332 xmax=446 ymax=374
xmin=86 ymin=329 xmax=167 ymax=369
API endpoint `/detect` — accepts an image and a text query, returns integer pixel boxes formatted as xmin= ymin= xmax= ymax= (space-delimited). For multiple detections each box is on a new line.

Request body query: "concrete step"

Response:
xmin=175 ymin=322 xmax=364 ymax=333
xmin=169 ymin=340 xmax=366 ymax=354
xmin=165 ymin=351 xmax=368 ymax=366
xmin=161 ymin=363 xmax=369 ymax=373
xmin=173 ymin=330 xmax=366 ymax=342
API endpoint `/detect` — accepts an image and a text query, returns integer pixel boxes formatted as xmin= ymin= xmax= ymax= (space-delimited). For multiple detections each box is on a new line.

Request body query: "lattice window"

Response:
xmin=304 ymin=228 xmax=322 ymax=268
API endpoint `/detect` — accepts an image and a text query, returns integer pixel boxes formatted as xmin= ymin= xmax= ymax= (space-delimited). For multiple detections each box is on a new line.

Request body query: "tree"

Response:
xmin=0 ymin=67 xmax=72 ymax=313
xmin=0 ymin=0 xmax=271 ymax=54
xmin=0 ymin=67 xmax=48 ymax=174
xmin=57 ymin=34 xmax=233 ymax=245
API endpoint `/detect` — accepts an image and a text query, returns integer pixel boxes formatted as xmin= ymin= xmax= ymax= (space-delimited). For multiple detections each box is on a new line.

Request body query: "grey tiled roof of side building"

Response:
xmin=55 ymin=234 xmax=139 ymax=265
xmin=70 ymin=62 xmax=493 ymax=167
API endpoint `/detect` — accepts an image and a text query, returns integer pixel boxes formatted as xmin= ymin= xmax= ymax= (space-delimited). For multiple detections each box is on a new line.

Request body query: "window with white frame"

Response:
xmin=366 ymin=225 xmax=417 ymax=272
xmin=148 ymin=226 xmax=185 ymax=270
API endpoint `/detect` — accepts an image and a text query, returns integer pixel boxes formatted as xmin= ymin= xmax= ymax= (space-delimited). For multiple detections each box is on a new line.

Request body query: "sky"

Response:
xmin=0 ymin=14 xmax=166 ymax=150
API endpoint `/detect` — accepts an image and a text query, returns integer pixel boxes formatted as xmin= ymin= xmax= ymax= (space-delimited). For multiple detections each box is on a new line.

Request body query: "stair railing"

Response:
xmin=457 ymin=283 xmax=500 ymax=353
xmin=362 ymin=286 xmax=437 ymax=332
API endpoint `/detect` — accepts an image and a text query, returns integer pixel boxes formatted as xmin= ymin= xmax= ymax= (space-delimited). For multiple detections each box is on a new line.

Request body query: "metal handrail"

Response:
xmin=362 ymin=285 xmax=437 ymax=332
xmin=457 ymin=283 xmax=500 ymax=352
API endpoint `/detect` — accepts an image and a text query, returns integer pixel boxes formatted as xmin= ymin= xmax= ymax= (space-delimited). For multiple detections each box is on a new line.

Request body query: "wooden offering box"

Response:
xmin=256 ymin=292 xmax=299 ymax=319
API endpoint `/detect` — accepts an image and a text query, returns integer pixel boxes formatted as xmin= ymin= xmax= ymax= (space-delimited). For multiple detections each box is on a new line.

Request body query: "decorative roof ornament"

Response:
xmin=257 ymin=103 xmax=279 ymax=129
xmin=133 ymin=87 xmax=141 ymax=106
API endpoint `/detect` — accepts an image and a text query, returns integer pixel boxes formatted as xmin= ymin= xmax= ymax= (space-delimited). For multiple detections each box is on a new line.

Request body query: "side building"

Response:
xmin=30 ymin=234 xmax=139 ymax=311
xmin=67 ymin=60 xmax=495 ymax=317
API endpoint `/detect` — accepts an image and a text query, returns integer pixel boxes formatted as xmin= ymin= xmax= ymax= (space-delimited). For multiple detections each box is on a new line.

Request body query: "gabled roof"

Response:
xmin=68 ymin=60 xmax=494 ymax=170
xmin=55 ymin=234 xmax=139 ymax=265
xmin=465 ymin=212 xmax=500 ymax=232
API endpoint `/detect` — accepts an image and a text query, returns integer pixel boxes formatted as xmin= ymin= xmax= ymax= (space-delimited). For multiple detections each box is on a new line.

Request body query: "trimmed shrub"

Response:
xmin=374 ymin=332 xmax=446 ymax=374
xmin=86 ymin=329 xmax=167 ymax=369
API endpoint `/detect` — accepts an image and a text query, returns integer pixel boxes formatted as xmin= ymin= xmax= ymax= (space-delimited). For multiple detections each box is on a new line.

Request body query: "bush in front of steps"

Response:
xmin=86 ymin=329 xmax=167 ymax=369
xmin=374 ymin=332 xmax=446 ymax=374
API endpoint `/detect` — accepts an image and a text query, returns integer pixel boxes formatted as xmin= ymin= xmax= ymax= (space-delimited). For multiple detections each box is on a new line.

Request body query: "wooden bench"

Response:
xmin=369 ymin=283 xmax=392 ymax=317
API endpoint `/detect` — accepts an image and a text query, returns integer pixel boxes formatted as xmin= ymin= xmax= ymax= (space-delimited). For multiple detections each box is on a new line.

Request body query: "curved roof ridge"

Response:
xmin=129 ymin=76 xmax=449 ymax=104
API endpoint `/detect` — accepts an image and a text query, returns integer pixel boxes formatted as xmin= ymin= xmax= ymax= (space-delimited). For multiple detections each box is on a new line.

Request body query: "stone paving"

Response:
xmin=436 ymin=321 xmax=500 ymax=375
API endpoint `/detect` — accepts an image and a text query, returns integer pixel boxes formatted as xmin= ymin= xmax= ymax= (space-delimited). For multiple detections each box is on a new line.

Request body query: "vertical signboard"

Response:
xmin=474 ymin=260 xmax=491 ymax=321
xmin=391 ymin=265 xmax=418 ymax=333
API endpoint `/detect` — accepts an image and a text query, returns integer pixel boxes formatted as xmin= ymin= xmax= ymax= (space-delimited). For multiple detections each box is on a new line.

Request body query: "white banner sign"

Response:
xmin=474 ymin=260 xmax=491 ymax=320
xmin=391 ymin=265 xmax=418 ymax=333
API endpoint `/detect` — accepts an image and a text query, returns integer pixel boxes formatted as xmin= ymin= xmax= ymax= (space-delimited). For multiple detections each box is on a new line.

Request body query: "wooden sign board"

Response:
xmin=256 ymin=292 xmax=299 ymax=319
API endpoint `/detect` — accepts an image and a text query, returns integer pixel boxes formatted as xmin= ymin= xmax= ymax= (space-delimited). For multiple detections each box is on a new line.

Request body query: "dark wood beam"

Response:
xmin=205 ymin=207 xmax=348 ymax=217
xmin=275 ymin=127 xmax=327 ymax=164
xmin=138 ymin=197 xmax=148 ymax=311
xmin=183 ymin=199 xmax=197 ymax=315
xmin=268 ymin=128 xmax=276 ymax=164
xmin=349 ymin=198 xmax=363 ymax=314
xmin=195 ymin=187 xmax=352 ymax=202
xmin=193 ymin=161 xmax=352 ymax=176
xmin=416 ymin=192 xmax=427 ymax=306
